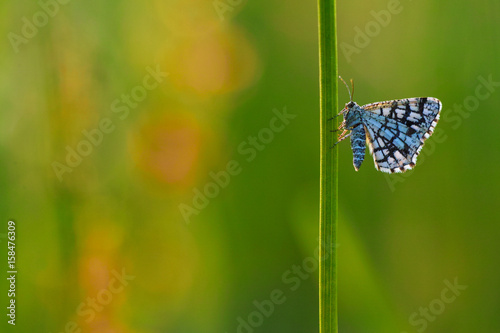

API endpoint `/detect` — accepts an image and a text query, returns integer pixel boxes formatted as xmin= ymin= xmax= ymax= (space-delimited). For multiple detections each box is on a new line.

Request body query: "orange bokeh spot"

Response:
xmin=167 ymin=26 xmax=260 ymax=95
xmin=131 ymin=113 xmax=202 ymax=187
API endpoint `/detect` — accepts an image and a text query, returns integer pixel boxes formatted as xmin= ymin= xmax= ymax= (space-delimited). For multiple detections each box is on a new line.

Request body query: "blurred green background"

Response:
xmin=1 ymin=0 xmax=499 ymax=332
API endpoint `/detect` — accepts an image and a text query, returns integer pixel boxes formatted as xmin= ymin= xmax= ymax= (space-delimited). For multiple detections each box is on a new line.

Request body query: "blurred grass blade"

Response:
xmin=317 ymin=0 xmax=338 ymax=332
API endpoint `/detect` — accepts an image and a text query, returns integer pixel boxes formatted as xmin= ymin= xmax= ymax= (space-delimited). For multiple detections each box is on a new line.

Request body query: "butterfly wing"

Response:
xmin=361 ymin=97 xmax=442 ymax=173
xmin=363 ymin=120 xmax=416 ymax=173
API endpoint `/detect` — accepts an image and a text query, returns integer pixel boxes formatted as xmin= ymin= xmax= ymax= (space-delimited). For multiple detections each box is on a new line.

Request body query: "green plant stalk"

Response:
xmin=318 ymin=0 xmax=338 ymax=332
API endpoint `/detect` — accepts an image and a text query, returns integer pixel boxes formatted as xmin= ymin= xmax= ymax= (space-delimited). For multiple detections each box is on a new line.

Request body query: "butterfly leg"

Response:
xmin=330 ymin=121 xmax=346 ymax=133
xmin=328 ymin=109 xmax=347 ymax=121
xmin=332 ymin=129 xmax=351 ymax=148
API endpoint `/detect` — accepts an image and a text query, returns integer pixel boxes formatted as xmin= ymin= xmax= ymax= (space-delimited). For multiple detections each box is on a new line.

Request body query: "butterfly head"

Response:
xmin=346 ymin=101 xmax=356 ymax=109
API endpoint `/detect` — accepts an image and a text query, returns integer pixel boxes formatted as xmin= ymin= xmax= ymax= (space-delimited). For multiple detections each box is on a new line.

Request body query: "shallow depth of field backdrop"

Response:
xmin=1 ymin=0 xmax=500 ymax=332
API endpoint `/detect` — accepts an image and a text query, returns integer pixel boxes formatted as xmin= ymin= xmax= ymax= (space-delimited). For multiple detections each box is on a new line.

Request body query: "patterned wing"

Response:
xmin=361 ymin=97 xmax=442 ymax=173
xmin=362 ymin=97 xmax=441 ymax=137
xmin=363 ymin=121 xmax=415 ymax=173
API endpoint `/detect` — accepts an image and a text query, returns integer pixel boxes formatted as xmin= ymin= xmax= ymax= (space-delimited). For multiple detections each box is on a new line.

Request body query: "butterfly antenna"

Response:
xmin=339 ymin=76 xmax=352 ymax=102
xmin=350 ymin=78 xmax=355 ymax=101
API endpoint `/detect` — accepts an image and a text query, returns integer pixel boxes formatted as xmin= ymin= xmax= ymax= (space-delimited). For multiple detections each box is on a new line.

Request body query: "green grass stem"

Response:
xmin=317 ymin=0 xmax=339 ymax=332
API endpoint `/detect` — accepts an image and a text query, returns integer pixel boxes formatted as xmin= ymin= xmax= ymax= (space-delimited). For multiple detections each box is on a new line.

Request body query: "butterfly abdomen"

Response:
xmin=350 ymin=125 xmax=366 ymax=171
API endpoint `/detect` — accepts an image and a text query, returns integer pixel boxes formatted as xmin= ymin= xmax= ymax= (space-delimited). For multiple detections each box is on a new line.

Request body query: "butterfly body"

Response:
xmin=337 ymin=97 xmax=442 ymax=173
xmin=350 ymin=125 xmax=366 ymax=171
